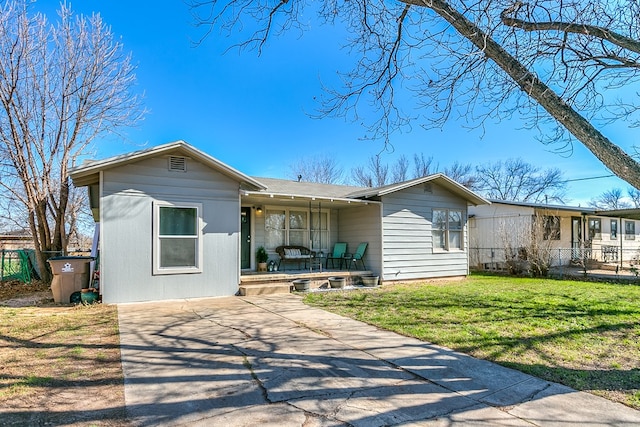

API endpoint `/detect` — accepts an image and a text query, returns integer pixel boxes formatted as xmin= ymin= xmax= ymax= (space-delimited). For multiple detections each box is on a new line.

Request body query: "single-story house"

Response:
xmin=468 ymin=200 xmax=640 ymax=269
xmin=69 ymin=141 xmax=489 ymax=303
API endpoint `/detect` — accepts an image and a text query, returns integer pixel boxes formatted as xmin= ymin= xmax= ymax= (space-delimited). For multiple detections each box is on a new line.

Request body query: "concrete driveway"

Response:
xmin=117 ymin=294 xmax=640 ymax=426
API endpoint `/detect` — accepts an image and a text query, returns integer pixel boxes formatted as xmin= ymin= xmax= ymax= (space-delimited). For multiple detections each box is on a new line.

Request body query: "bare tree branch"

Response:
xmin=191 ymin=0 xmax=640 ymax=188
xmin=501 ymin=5 xmax=640 ymax=55
xmin=475 ymin=158 xmax=566 ymax=203
xmin=288 ymin=155 xmax=345 ymax=184
xmin=0 ymin=1 xmax=143 ymax=280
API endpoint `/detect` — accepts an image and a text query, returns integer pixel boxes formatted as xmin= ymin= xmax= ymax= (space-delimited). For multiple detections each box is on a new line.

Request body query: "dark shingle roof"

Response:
xmin=252 ymin=177 xmax=368 ymax=199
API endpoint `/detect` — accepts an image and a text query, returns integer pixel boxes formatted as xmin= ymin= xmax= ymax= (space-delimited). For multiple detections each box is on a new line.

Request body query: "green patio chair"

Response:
xmin=346 ymin=243 xmax=368 ymax=270
xmin=326 ymin=242 xmax=347 ymax=269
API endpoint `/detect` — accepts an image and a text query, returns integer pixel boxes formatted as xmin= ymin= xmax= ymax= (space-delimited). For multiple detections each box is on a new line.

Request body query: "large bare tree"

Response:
xmin=349 ymin=152 xmax=477 ymax=187
xmin=191 ymin=0 xmax=640 ymax=188
xmin=288 ymin=155 xmax=345 ymax=183
xmin=351 ymin=155 xmax=389 ymax=186
xmin=589 ymin=188 xmax=632 ymax=210
xmin=0 ymin=1 xmax=143 ymax=281
xmin=475 ymin=158 xmax=566 ymax=203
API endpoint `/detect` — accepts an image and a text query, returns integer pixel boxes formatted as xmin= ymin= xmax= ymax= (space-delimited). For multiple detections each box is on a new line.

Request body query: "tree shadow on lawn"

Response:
xmin=501 ymin=363 xmax=640 ymax=393
xmin=111 ymin=298 xmax=640 ymax=426
xmin=308 ymin=292 xmax=640 ymax=409
xmin=500 ymin=362 xmax=640 ymax=409
xmin=0 ymin=308 xmax=128 ymax=426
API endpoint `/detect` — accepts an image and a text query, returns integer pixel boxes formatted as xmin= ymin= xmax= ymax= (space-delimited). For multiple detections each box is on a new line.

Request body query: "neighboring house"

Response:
xmin=69 ymin=141 xmax=489 ymax=303
xmin=469 ymin=200 xmax=640 ymax=269
xmin=0 ymin=230 xmax=34 ymax=251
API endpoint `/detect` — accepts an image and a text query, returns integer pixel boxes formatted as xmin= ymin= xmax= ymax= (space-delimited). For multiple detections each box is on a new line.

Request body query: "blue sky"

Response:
xmin=37 ymin=0 xmax=637 ymax=206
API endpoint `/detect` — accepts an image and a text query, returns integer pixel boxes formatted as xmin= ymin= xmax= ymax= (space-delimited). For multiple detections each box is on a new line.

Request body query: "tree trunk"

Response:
xmin=406 ymin=0 xmax=640 ymax=189
xmin=28 ymin=210 xmax=52 ymax=283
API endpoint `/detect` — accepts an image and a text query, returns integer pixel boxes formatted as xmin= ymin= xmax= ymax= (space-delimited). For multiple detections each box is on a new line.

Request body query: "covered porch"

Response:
xmin=239 ymin=178 xmax=383 ymax=291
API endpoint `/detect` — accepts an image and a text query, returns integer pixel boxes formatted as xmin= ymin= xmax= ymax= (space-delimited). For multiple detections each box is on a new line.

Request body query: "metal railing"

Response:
xmin=470 ymin=246 xmax=640 ymax=273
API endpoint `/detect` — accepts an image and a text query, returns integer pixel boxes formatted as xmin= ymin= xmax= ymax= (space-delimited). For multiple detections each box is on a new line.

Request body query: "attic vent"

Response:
xmin=168 ymin=156 xmax=186 ymax=172
xmin=423 ymin=183 xmax=433 ymax=193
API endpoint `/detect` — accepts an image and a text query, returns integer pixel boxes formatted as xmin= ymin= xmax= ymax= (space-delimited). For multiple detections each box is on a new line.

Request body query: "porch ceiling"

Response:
xmin=241 ymin=192 xmax=380 ymax=209
xmin=596 ymin=208 xmax=640 ymax=220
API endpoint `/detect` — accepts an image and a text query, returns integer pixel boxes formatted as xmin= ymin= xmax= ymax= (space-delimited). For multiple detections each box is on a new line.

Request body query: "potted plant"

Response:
xmin=328 ymin=276 xmax=346 ymax=289
xmin=360 ymin=274 xmax=379 ymax=287
xmin=292 ymin=278 xmax=311 ymax=291
xmin=256 ymin=246 xmax=269 ymax=272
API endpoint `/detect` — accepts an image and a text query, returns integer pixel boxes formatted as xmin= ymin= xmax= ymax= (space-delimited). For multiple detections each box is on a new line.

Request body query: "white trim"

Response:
xmin=152 ymin=201 xmax=204 ymax=275
xmin=433 ymin=208 xmax=464 ymax=252
xmin=264 ymin=205 xmax=331 ymax=252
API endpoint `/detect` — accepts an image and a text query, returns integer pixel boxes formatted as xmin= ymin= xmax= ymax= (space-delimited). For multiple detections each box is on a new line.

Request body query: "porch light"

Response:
xmin=256 ymin=207 xmax=263 ymax=214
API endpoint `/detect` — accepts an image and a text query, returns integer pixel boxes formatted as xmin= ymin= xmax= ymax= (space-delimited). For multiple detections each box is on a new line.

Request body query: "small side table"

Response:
xmin=311 ymin=253 xmax=324 ymax=272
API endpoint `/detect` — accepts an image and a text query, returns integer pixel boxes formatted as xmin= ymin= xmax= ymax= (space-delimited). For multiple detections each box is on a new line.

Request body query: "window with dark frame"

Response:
xmin=611 ymin=219 xmax=618 ymax=240
xmin=542 ymin=216 xmax=561 ymax=240
xmin=625 ymin=220 xmax=636 ymax=240
xmin=588 ymin=218 xmax=601 ymax=240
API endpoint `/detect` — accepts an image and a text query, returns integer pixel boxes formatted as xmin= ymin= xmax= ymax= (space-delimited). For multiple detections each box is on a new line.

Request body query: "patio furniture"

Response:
xmin=602 ymin=245 xmax=619 ymax=262
xmin=275 ymin=245 xmax=314 ymax=271
xmin=346 ymin=243 xmax=368 ymax=270
xmin=310 ymin=251 xmax=324 ymax=272
xmin=326 ymin=242 xmax=347 ymax=269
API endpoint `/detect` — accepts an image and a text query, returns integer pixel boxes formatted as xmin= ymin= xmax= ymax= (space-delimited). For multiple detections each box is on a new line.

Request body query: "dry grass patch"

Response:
xmin=0 ymin=302 xmax=129 ymax=426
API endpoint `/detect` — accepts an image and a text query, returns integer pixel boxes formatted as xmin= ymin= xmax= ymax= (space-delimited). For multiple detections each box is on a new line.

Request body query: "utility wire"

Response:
xmin=563 ymin=174 xmax=615 ymax=183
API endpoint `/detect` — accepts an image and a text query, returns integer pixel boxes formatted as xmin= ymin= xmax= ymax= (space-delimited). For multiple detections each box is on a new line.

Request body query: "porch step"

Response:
xmin=239 ymin=283 xmax=292 ymax=296
xmin=239 ymin=270 xmax=373 ymax=296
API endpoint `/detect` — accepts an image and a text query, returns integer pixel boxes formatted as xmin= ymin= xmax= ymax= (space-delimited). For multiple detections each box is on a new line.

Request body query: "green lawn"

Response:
xmin=303 ymin=274 xmax=640 ymax=409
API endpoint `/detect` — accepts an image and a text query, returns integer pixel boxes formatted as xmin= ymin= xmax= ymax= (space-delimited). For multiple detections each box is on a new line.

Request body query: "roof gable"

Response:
xmin=69 ymin=141 xmax=266 ymax=190
xmin=347 ymin=174 xmax=489 ymax=206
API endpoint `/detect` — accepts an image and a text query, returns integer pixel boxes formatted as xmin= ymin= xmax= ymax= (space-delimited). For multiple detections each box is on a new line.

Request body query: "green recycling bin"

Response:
xmin=48 ymin=256 xmax=93 ymax=304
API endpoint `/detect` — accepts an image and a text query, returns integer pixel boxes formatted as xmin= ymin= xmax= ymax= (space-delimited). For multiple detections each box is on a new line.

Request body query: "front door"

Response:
xmin=241 ymin=207 xmax=251 ymax=269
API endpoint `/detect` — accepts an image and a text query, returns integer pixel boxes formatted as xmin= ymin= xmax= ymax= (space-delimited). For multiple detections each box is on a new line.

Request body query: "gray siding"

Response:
xmin=100 ymin=156 xmax=241 ymax=303
xmin=337 ymin=205 xmax=382 ymax=275
xmin=381 ymin=183 xmax=469 ymax=280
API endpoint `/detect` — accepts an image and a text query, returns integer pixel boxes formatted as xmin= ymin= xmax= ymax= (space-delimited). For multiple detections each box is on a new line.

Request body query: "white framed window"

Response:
xmin=611 ymin=219 xmax=618 ymax=240
xmin=265 ymin=209 xmax=286 ymax=248
xmin=433 ymin=209 xmax=463 ymax=251
xmin=288 ymin=210 xmax=308 ymax=246
xmin=153 ymin=201 xmax=203 ymax=275
xmin=264 ymin=207 xmax=330 ymax=251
